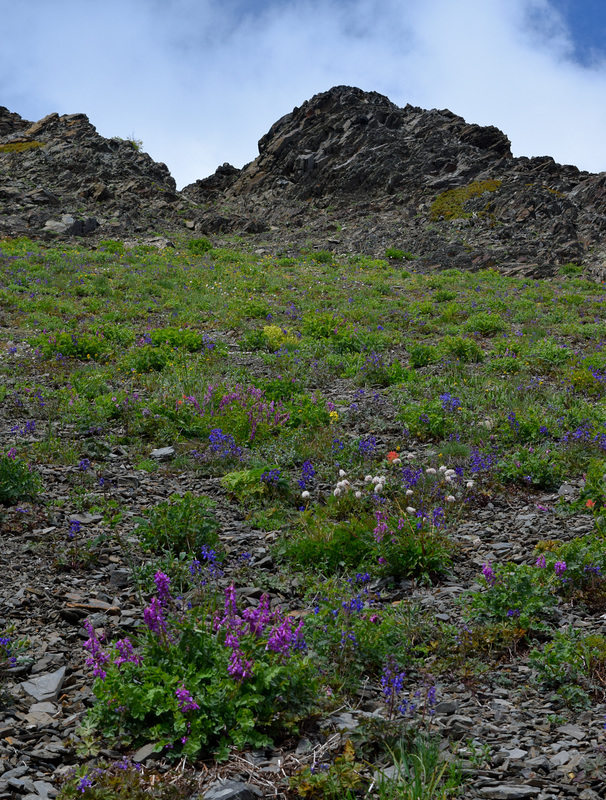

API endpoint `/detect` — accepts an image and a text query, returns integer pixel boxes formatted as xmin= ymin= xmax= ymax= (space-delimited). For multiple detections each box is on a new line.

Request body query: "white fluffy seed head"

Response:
xmin=426 ymin=468 xmax=437 ymax=475
xmin=364 ymin=475 xmax=373 ymax=483
xmin=445 ymin=469 xmax=456 ymax=477
xmin=406 ymin=489 xmax=414 ymax=497
xmin=339 ymin=469 xmax=347 ymax=478
xmin=466 ymin=481 xmax=475 ymax=489
xmin=355 ymin=491 xmax=362 ymax=499
xmin=334 ymin=488 xmax=341 ymax=497
xmin=374 ymin=484 xmax=382 ymax=493
xmin=446 ymin=495 xmax=455 ymax=503
xmin=301 ymin=491 xmax=310 ymax=499
xmin=439 ymin=465 xmax=447 ymax=472
xmin=406 ymin=506 xmax=416 ymax=514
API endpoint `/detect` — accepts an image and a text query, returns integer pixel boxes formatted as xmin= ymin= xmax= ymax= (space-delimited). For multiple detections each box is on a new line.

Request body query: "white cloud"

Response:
xmin=1 ymin=0 xmax=606 ymax=187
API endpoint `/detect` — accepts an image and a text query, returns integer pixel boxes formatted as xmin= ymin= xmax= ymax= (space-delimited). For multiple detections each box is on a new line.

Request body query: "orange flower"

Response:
xmin=586 ymin=499 xmax=596 ymax=509
xmin=386 ymin=451 xmax=399 ymax=462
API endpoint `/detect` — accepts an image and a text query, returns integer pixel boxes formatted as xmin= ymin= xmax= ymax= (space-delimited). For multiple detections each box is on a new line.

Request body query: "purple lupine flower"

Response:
xmin=113 ymin=638 xmax=142 ymax=667
xmin=554 ymin=561 xmax=567 ymax=577
xmin=143 ymin=597 xmax=167 ymax=636
xmin=83 ymin=620 xmax=110 ymax=679
xmin=175 ymin=683 xmax=200 ymax=712
xmin=154 ymin=571 xmax=172 ymax=605
xmin=482 ymin=562 xmax=497 ymax=586
xmin=227 ymin=649 xmax=253 ymax=681
xmin=77 ymin=776 xmax=93 ymax=793
xmin=535 ymin=555 xmax=547 ymax=568
xmin=266 ymin=616 xmax=304 ymax=656
xmin=242 ymin=594 xmax=273 ymax=637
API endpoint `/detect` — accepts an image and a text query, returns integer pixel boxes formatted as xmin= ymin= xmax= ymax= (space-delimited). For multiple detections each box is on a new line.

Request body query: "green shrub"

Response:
xmin=98 ymin=240 xmax=124 ymax=254
xmin=465 ymin=562 xmax=555 ymax=631
xmin=136 ymin=493 xmax=219 ymax=556
xmin=33 ymin=331 xmax=110 ymax=361
xmin=408 ymin=342 xmax=439 ymax=368
xmin=149 ymin=327 xmax=204 ymax=351
xmin=187 ymin=237 xmax=212 ymax=255
xmin=83 ymin=580 xmax=319 ymax=760
xmin=310 ymin=250 xmax=334 ymax=264
xmin=530 ymin=628 xmax=606 ymax=707
xmin=0 ymin=450 xmax=41 ymax=505
xmin=385 ymin=248 xmax=415 ymax=261
xmin=442 ymin=335 xmax=484 ymax=363
xmin=121 ymin=345 xmax=170 ymax=373
xmin=498 ymin=446 xmax=565 ymax=489
xmin=464 ymin=312 xmax=507 ymax=337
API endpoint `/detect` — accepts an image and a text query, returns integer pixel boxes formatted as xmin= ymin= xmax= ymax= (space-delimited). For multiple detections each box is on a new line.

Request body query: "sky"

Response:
xmin=1 ymin=0 xmax=606 ymax=189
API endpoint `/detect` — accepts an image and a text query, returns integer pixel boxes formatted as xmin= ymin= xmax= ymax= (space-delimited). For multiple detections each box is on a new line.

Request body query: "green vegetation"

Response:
xmin=3 ymin=232 xmax=606 ymax=790
xmin=0 ymin=140 xmax=44 ymax=153
xmin=430 ymin=179 xmax=502 ymax=221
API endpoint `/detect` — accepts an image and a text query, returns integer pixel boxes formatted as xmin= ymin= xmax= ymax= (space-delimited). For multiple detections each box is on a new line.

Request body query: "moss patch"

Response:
xmin=0 ymin=140 xmax=44 ymax=154
xmin=430 ymin=179 xmax=502 ymax=221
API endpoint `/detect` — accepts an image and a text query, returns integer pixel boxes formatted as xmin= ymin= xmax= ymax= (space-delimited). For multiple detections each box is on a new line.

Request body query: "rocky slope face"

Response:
xmin=184 ymin=86 xmax=606 ymax=277
xmin=2 ymin=87 xmax=606 ymax=276
xmin=0 ymin=107 xmax=188 ymax=240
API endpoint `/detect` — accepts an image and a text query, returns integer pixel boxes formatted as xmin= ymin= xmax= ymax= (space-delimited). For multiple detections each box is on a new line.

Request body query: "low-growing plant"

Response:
xmin=136 ymin=492 xmax=219 ymax=556
xmin=441 ymin=335 xmax=484 ymax=363
xmin=187 ymin=237 xmax=213 ymax=255
xmin=0 ymin=448 xmax=41 ymax=504
xmin=33 ymin=330 xmax=110 ymax=361
xmin=385 ymin=248 xmax=415 ymax=261
xmin=58 ymin=758 xmax=195 ymax=799
xmin=408 ymin=342 xmax=439 ymax=368
xmin=530 ymin=627 xmax=606 ymax=706
xmin=82 ymin=575 xmax=319 ymax=760
xmin=465 ymin=562 xmax=555 ymax=631
xmin=221 ymin=465 xmax=289 ymax=505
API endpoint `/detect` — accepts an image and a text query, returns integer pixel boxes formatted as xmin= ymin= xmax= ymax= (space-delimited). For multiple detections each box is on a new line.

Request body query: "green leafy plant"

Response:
xmin=0 ymin=449 xmax=41 ymax=504
xmin=136 ymin=492 xmax=219 ymax=556
xmin=385 ymin=248 xmax=416 ymax=261
xmin=290 ymin=740 xmax=364 ymax=799
xmin=83 ymin=579 xmax=319 ymax=761
xmin=57 ymin=758 xmax=194 ymax=799
xmin=530 ymin=628 xmax=606 ymax=707
xmin=187 ymin=237 xmax=213 ymax=255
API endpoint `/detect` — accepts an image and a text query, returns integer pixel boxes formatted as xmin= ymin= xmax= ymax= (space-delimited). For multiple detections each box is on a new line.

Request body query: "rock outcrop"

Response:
xmin=182 ymin=86 xmax=606 ymax=276
xmin=0 ymin=107 xmax=185 ymax=240
xmin=2 ymin=86 xmax=606 ymax=277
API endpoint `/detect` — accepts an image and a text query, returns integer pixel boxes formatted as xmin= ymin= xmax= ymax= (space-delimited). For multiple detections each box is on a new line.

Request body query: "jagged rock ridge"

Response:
xmin=0 ymin=107 xmax=186 ymax=240
xmin=2 ymin=87 xmax=606 ymax=276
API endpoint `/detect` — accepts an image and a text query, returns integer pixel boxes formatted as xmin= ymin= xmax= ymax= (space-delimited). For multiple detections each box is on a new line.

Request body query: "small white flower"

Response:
xmin=301 ymin=491 xmax=310 ymax=499
xmin=355 ymin=491 xmax=362 ymax=499
xmin=364 ymin=475 xmax=373 ymax=483
xmin=445 ymin=469 xmax=456 ymax=477
xmin=446 ymin=495 xmax=455 ymax=502
xmin=439 ymin=465 xmax=447 ymax=472
xmin=372 ymin=476 xmax=381 ymax=484
xmin=374 ymin=484 xmax=382 ymax=493
xmin=466 ymin=481 xmax=475 ymax=489
xmin=390 ymin=458 xmax=401 ymax=465
xmin=406 ymin=506 xmax=416 ymax=514
xmin=334 ymin=488 xmax=341 ymax=497
xmin=426 ymin=468 xmax=437 ymax=475
xmin=406 ymin=489 xmax=414 ymax=497
xmin=339 ymin=469 xmax=347 ymax=478
xmin=444 ymin=476 xmax=452 ymax=483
